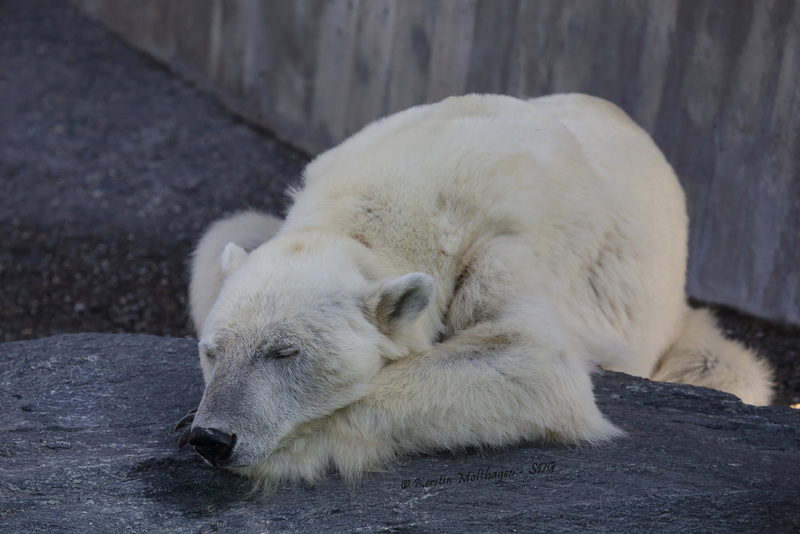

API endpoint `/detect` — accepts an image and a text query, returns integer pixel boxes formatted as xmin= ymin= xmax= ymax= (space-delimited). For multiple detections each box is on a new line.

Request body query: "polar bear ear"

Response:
xmin=373 ymin=273 xmax=435 ymax=335
xmin=220 ymin=242 xmax=249 ymax=277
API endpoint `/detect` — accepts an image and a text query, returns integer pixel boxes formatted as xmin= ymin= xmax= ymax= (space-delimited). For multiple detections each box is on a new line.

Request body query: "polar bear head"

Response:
xmin=185 ymin=231 xmax=436 ymax=470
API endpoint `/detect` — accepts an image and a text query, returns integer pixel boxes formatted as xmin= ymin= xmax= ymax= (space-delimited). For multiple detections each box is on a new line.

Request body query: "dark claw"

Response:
xmin=173 ymin=408 xmax=197 ymax=433
xmin=177 ymin=427 xmax=192 ymax=450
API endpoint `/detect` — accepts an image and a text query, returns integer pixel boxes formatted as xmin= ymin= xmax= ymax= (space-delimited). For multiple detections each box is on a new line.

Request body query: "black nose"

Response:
xmin=188 ymin=426 xmax=237 ymax=467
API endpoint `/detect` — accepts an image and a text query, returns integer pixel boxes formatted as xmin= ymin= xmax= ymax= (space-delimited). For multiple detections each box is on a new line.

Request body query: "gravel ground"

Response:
xmin=0 ymin=0 xmax=306 ymax=339
xmin=1 ymin=0 xmax=798 ymax=406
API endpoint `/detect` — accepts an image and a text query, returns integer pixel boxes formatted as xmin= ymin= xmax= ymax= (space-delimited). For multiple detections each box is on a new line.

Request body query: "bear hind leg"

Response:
xmin=651 ymin=308 xmax=774 ymax=405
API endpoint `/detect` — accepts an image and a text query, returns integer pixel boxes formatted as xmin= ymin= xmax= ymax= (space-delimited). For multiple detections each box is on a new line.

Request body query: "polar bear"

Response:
xmin=176 ymin=94 xmax=774 ymax=490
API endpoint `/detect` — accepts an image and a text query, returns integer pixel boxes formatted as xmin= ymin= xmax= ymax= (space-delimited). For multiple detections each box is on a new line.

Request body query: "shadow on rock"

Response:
xmin=128 ymin=454 xmax=254 ymax=515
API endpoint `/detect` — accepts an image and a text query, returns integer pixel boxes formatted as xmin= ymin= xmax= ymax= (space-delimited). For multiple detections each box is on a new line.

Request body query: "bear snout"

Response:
xmin=188 ymin=426 xmax=237 ymax=468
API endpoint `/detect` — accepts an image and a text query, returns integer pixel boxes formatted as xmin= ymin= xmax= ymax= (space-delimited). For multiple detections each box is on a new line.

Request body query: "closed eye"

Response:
xmin=271 ymin=347 xmax=300 ymax=359
xmin=202 ymin=346 xmax=219 ymax=361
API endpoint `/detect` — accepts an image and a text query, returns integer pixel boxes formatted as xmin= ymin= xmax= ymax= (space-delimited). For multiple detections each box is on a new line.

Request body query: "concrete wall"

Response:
xmin=72 ymin=0 xmax=800 ymax=327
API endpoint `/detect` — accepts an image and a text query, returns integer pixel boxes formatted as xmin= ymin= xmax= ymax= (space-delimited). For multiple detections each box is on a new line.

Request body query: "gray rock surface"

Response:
xmin=1 ymin=333 xmax=798 ymax=532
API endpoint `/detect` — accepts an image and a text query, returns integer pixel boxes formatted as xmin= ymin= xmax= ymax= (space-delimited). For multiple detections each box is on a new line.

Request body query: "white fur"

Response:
xmin=651 ymin=308 xmax=774 ymax=405
xmin=189 ymin=210 xmax=283 ymax=339
xmin=188 ymin=94 xmax=773 ymax=491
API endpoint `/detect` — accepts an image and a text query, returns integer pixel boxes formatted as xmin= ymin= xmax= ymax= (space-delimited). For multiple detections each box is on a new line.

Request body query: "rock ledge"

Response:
xmin=1 ymin=333 xmax=798 ymax=532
